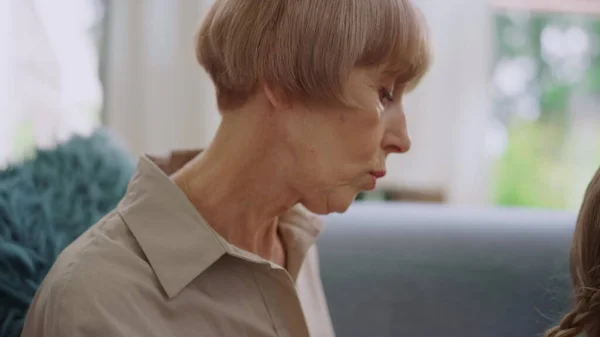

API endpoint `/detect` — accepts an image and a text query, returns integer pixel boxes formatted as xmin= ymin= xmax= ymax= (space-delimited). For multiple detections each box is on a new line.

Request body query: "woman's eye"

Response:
xmin=379 ymin=88 xmax=394 ymax=103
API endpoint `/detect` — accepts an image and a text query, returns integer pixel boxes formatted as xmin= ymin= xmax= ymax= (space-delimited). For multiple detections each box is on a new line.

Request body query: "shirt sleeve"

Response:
xmin=21 ymin=271 xmax=67 ymax=337
xmin=21 ymin=262 xmax=162 ymax=337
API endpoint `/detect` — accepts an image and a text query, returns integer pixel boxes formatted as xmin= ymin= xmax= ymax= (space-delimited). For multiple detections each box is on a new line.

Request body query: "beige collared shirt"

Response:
xmin=22 ymin=155 xmax=336 ymax=337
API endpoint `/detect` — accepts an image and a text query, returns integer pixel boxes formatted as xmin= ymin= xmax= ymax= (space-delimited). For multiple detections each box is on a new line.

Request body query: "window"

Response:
xmin=0 ymin=0 xmax=106 ymax=166
xmin=491 ymin=5 xmax=600 ymax=209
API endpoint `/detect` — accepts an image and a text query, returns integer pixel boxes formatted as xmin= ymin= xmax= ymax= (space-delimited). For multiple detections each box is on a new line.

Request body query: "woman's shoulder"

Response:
xmin=40 ymin=210 xmax=153 ymax=294
xmin=22 ymin=211 xmax=159 ymax=336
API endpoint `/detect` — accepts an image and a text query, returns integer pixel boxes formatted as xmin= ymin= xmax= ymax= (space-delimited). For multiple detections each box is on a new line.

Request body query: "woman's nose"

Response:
xmin=381 ymin=108 xmax=411 ymax=154
xmin=382 ymin=132 xmax=411 ymax=154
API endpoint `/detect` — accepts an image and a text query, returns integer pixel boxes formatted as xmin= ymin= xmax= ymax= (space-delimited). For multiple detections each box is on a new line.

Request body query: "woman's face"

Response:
xmin=285 ymin=68 xmax=411 ymax=214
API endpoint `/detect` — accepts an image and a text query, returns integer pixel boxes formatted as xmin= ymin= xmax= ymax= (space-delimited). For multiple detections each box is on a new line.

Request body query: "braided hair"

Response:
xmin=545 ymin=167 xmax=600 ymax=337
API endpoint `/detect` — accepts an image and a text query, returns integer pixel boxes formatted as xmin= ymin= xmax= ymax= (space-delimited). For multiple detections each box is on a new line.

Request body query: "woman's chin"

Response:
xmin=302 ymin=191 xmax=358 ymax=215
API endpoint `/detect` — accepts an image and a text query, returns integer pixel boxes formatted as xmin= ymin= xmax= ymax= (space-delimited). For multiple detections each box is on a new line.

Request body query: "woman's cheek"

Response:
xmin=361 ymin=103 xmax=383 ymax=127
xmin=358 ymin=126 xmax=381 ymax=160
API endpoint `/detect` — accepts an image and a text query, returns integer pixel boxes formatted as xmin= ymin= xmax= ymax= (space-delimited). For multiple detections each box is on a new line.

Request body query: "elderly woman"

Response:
xmin=22 ymin=0 xmax=430 ymax=336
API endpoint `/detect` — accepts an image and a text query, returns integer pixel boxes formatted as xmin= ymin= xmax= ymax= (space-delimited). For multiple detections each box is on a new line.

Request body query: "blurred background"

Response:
xmin=2 ymin=0 xmax=600 ymax=211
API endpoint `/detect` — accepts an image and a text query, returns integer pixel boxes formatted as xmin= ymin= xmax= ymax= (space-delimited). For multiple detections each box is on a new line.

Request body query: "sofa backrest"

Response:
xmin=318 ymin=202 xmax=576 ymax=337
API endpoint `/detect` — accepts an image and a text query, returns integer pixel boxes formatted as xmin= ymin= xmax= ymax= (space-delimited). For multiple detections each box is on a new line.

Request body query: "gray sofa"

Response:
xmin=318 ymin=202 xmax=576 ymax=337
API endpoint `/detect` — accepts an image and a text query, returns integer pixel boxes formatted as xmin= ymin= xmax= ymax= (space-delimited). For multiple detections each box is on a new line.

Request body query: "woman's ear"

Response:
xmin=263 ymin=84 xmax=292 ymax=110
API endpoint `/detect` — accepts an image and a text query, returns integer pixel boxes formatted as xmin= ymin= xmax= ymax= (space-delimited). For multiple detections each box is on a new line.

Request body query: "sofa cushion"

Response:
xmin=319 ymin=202 xmax=576 ymax=337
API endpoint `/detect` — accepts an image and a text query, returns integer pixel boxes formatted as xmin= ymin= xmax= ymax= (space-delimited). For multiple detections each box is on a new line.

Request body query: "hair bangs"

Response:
xmin=197 ymin=0 xmax=431 ymax=110
xmin=357 ymin=0 xmax=431 ymax=91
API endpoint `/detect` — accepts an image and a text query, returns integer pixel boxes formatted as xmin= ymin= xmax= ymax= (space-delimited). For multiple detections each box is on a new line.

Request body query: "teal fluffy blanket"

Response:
xmin=0 ymin=130 xmax=134 ymax=337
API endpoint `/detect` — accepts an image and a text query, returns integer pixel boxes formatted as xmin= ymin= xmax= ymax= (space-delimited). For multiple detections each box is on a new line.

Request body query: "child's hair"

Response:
xmin=195 ymin=0 xmax=431 ymax=110
xmin=545 ymin=167 xmax=600 ymax=337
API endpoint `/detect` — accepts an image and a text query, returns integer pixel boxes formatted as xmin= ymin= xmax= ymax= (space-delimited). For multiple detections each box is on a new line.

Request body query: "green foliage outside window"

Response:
xmin=492 ymin=11 xmax=600 ymax=210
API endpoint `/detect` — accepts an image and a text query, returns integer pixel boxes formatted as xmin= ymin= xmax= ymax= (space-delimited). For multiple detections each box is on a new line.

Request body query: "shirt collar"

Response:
xmin=118 ymin=154 xmax=322 ymax=298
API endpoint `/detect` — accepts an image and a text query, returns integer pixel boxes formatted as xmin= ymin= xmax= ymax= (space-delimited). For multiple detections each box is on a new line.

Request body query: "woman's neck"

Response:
xmin=172 ymin=109 xmax=298 ymax=265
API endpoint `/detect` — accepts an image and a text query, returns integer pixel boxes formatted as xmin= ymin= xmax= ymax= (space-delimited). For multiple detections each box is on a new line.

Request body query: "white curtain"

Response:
xmin=0 ymin=0 xmax=17 ymax=164
xmin=104 ymin=0 xmax=494 ymax=205
xmin=0 ymin=0 xmax=102 ymax=166
xmin=104 ymin=0 xmax=220 ymax=156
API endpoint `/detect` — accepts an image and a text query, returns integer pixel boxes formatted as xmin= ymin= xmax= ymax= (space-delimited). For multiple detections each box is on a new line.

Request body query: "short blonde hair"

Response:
xmin=196 ymin=0 xmax=431 ymax=110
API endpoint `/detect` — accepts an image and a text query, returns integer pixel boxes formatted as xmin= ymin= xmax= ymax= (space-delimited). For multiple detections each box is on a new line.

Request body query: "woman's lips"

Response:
xmin=369 ymin=171 xmax=386 ymax=179
xmin=366 ymin=171 xmax=386 ymax=191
